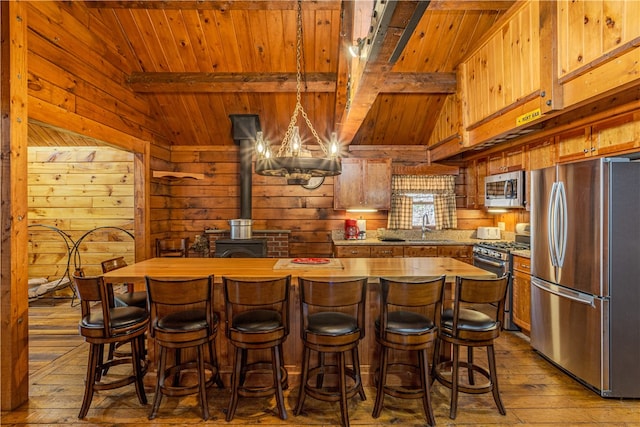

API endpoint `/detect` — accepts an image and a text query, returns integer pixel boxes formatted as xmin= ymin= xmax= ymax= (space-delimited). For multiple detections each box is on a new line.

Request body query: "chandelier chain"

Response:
xmin=277 ymin=0 xmax=326 ymax=157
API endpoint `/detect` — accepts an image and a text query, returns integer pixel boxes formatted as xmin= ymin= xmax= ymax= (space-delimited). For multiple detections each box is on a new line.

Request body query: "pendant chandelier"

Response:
xmin=254 ymin=0 xmax=341 ymax=186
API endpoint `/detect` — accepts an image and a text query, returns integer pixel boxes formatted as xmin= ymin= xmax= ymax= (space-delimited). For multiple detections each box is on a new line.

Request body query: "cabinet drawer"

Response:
xmin=438 ymin=245 xmax=471 ymax=259
xmin=512 ymin=255 xmax=531 ymax=273
xmin=404 ymin=246 xmax=438 ymax=257
xmin=334 ymin=246 xmax=371 ymax=258
xmin=371 ymin=246 xmax=404 ymax=258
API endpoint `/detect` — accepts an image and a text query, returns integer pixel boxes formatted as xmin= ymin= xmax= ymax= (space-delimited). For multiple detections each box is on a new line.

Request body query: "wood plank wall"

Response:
xmin=147 ymin=146 xmax=496 ymax=258
xmin=28 ymin=146 xmax=135 ymax=280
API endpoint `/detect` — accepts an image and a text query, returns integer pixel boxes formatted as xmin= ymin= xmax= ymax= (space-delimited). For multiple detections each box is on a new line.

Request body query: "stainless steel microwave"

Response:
xmin=485 ymin=170 xmax=525 ymax=208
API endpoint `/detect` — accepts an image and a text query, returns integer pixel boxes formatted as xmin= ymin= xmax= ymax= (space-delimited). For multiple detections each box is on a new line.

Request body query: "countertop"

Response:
xmin=511 ymin=249 xmax=531 ymax=258
xmin=332 ymin=236 xmax=484 ymax=246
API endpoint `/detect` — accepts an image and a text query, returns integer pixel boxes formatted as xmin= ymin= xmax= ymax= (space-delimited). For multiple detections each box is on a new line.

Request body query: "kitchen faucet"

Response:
xmin=421 ymin=212 xmax=431 ymax=239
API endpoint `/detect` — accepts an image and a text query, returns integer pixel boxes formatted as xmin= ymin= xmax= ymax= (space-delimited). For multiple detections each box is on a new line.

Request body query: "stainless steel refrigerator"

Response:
xmin=530 ymin=157 xmax=640 ymax=398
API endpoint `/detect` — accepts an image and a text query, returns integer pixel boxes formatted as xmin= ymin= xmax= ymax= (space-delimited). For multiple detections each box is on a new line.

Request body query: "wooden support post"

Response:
xmin=1 ymin=0 xmax=30 ymax=410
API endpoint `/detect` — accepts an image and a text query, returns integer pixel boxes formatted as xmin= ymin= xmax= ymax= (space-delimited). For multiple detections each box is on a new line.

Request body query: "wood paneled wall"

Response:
xmin=148 ymin=146 xmax=494 ymax=258
xmin=28 ymin=146 xmax=135 ymax=279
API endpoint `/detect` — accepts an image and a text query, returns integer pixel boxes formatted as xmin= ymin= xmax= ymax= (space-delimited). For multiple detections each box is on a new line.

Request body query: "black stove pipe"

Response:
xmin=229 ymin=114 xmax=261 ymax=220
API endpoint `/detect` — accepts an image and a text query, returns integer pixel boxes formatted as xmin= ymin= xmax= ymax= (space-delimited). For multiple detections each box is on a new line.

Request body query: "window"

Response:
xmin=406 ymin=193 xmax=436 ymax=227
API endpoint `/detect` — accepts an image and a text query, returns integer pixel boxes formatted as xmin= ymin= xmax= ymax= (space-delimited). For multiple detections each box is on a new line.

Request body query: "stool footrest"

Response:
xmin=434 ymin=360 xmax=494 ymax=394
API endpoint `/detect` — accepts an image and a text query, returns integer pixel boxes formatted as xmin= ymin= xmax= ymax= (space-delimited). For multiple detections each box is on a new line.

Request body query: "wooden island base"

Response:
xmin=103 ymin=257 xmax=495 ymax=386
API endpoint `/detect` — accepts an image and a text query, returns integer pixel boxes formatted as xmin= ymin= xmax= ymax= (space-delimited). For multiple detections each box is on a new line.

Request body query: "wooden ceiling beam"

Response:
xmin=127 ymin=72 xmax=337 ymax=93
xmin=84 ymin=1 xmax=341 ymax=11
xmin=337 ymin=0 xmax=427 ymax=143
xmin=427 ymin=0 xmax=515 ymax=11
xmin=382 ymin=72 xmax=456 ymax=93
xmin=127 ymin=71 xmax=455 ymax=94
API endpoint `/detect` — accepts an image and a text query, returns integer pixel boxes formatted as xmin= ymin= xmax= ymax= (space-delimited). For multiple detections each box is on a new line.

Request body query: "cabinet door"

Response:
xmin=333 ymin=159 xmax=364 ymax=209
xmin=503 ymin=146 xmax=525 ymax=172
xmin=487 ymin=153 xmax=505 ymax=175
xmin=403 ymin=246 xmax=438 ymax=257
xmin=438 ymin=245 xmax=472 ymax=264
xmin=592 ymin=112 xmax=640 ymax=156
xmin=557 ymin=127 xmax=592 ymax=163
xmin=512 ymin=269 xmax=531 ymax=333
xmin=333 ymin=245 xmax=371 ymax=258
xmin=371 ymin=246 xmax=403 ymax=258
xmin=363 ymin=158 xmax=392 ymax=209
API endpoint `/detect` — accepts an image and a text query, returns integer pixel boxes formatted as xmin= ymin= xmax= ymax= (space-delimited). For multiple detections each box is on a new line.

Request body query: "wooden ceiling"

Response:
xmin=32 ymin=1 xmax=514 ymax=150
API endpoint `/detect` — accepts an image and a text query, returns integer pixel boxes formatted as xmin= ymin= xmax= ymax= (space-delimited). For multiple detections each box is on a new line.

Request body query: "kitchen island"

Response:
xmin=103 ymin=257 xmax=495 ymax=385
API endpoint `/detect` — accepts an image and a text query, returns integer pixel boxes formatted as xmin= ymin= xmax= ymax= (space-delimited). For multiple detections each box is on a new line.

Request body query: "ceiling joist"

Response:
xmin=427 ymin=0 xmax=515 ymax=11
xmin=127 ymin=71 xmax=455 ymax=94
xmin=127 ymin=72 xmax=337 ymax=93
xmin=84 ymin=1 xmax=341 ymax=11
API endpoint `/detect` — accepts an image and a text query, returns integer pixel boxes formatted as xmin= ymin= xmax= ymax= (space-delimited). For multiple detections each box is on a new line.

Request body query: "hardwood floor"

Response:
xmin=2 ymin=296 xmax=639 ymax=426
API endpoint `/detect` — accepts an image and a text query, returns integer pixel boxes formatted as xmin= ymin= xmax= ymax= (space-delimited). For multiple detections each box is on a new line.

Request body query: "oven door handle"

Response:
xmin=473 ymin=257 xmax=504 ymax=268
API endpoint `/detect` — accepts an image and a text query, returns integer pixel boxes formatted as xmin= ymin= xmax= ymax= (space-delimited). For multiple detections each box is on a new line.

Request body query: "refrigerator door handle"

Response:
xmin=532 ymin=278 xmax=596 ymax=307
xmin=548 ymin=182 xmax=559 ymax=266
xmin=556 ymin=182 xmax=568 ymax=267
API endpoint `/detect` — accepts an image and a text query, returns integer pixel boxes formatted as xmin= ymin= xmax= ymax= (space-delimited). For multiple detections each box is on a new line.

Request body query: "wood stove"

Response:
xmin=213 ymin=239 xmax=267 ymax=258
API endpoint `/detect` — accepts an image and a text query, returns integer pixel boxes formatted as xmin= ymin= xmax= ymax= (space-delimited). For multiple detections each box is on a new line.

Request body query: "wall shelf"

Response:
xmin=152 ymin=170 xmax=204 ymax=180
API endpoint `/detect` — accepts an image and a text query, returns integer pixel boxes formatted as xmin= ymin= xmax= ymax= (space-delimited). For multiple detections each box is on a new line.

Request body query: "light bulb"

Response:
xmin=255 ymin=131 xmax=265 ymax=155
xmin=291 ymin=126 xmax=301 ymax=155
xmin=329 ymin=132 xmax=339 ymax=156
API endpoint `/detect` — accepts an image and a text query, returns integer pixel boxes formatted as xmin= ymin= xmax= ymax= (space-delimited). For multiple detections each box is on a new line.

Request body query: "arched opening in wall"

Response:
xmin=26 ymin=121 xmax=140 ymax=375
xmin=27 ymin=121 xmax=137 ymax=300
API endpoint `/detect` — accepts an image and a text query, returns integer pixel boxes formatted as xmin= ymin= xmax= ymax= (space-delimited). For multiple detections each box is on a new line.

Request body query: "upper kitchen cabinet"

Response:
xmin=557 ymin=1 xmax=640 ymax=109
xmin=458 ymin=0 xmax=546 ymax=149
xmin=557 ymin=111 xmax=640 ymax=163
xmin=452 ymin=0 xmax=640 ymax=151
xmin=334 ymin=158 xmax=392 ymax=210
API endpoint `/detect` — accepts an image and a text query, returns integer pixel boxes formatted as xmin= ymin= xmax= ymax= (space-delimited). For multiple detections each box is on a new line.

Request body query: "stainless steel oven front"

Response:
xmin=472 ymin=249 xmax=518 ymax=331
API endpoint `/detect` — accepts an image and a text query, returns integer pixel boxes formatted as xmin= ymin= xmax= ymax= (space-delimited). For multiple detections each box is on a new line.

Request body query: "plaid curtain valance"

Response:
xmin=387 ymin=175 xmax=457 ymax=230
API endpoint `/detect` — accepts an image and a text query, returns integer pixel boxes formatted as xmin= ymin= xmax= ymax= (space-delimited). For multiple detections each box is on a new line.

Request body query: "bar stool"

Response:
xmin=101 ymin=256 xmax=147 ymax=308
xmin=372 ymin=275 xmax=446 ymax=425
xmin=156 ymin=238 xmax=189 ymax=257
xmin=73 ymin=274 xmax=148 ymax=419
xmin=432 ymin=274 xmax=510 ymax=419
xmin=145 ymin=275 xmax=224 ymax=420
xmin=294 ymin=276 xmax=368 ymax=427
xmin=222 ymin=275 xmax=291 ymax=421
xmin=100 ymin=256 xmax=147 ymax=365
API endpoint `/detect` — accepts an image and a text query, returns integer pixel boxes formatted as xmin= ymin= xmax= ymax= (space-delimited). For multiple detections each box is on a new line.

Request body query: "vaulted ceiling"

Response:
xmin=30 ymin=1 xmax=515 ymax=150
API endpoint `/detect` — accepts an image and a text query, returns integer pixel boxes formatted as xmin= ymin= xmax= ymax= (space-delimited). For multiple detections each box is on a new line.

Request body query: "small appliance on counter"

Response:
xmin=477 ymin=226 xmax=501 ymax=240
xmin=344 ymin=219 xmax=359 ymax=240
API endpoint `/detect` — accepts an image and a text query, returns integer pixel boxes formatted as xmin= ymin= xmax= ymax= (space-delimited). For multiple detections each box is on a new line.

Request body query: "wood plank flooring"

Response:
xmin=2 ymin=296 xmax=639 ymax=426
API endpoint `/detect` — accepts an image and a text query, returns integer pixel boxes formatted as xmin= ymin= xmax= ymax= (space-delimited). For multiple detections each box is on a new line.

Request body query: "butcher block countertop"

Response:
xmin=103 ymin=256 xmax=495 ymax=283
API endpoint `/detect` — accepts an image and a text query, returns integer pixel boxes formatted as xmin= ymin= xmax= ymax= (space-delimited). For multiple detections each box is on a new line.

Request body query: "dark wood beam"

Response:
xmin=84 ymin=1 xmax=341 ymax=11
xmin=427 ymin=0 xmax=515 ymax=11
xmin=127 ymin=72 xmax=337 ymax=93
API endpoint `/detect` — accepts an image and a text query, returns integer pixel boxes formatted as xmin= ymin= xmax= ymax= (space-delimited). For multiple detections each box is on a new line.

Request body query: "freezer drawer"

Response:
xmin=530 ymin=278 xmax=605 ymax=393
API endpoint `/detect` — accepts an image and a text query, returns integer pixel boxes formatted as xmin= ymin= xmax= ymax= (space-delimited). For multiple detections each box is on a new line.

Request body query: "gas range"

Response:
xmin=472 ymin=241 xmax=530 ymax=261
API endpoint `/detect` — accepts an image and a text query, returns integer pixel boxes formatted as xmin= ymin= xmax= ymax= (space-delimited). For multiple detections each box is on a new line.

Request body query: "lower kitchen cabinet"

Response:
xmin=333 ymin=243 xmax=473 ymax=263
xmin=333 ymin=245 xmax=371 ymax=258
xmin=437 ymin=245 xmax=473 ymax=264
xmin=371 ymin=246 xmax=404 ymax=258
xmin=511 ymin=255 xmax=531 ymax=334
xmin=403 ymin=246 xmax=438 ymax=257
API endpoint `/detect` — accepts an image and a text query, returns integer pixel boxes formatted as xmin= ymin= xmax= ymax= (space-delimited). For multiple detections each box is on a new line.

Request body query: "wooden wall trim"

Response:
xmin=1 ymin=0 xmax=30 ymax=410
